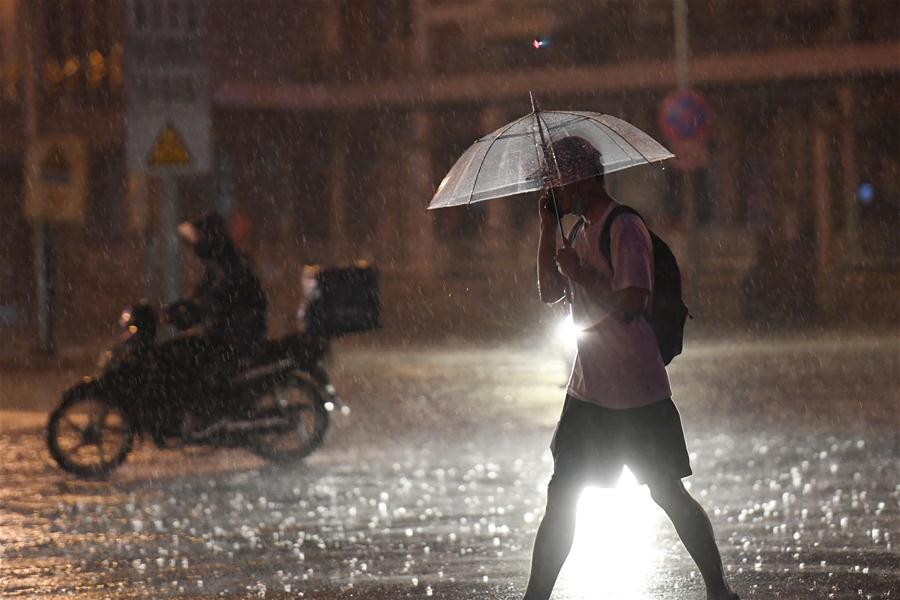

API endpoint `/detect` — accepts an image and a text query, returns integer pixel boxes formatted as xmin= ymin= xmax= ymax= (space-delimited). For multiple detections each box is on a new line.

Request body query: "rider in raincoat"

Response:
xmin=158 ymin=213 xmax=267 ymax=434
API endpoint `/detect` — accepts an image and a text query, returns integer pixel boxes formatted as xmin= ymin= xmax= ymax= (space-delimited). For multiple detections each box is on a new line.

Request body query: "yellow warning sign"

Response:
xmin=148 ymin=124 xmax=191 ymax=167
xmin=40 ymin=147 xmax=72 ymax=183
xmin=25 ymin=135 xmax=88 ymax=223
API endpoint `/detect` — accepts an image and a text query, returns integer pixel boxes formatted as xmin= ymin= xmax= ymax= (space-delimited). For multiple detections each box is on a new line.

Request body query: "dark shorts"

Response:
xmin=549 ymin=395 xmax=692 ymax=489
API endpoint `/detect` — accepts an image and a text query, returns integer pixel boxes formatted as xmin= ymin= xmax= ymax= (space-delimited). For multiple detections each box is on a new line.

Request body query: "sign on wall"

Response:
xmin=125 ymin=0 xmax=210 ymax=175
xmin=24 ymin=135 xmax=89 ymax=223
xmin=658 ymin=90 xmax=715 ymax=172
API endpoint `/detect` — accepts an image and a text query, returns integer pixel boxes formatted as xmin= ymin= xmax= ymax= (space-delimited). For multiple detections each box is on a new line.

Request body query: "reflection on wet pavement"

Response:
xmin=1 ymin=333 xmax=898 ymax=598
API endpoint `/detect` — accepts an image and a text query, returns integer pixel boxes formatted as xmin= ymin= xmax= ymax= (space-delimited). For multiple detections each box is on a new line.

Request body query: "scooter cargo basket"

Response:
xmin=305 ymin=264 xmax=380 ymax=336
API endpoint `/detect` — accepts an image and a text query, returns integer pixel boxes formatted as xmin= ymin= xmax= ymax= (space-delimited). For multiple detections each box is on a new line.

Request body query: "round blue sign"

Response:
xmin=659 ymin=90 xmax=714 ymax=143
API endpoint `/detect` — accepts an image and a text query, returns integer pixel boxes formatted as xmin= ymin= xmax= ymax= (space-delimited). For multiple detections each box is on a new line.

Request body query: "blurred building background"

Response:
xmin=1 ymin=0 xmax=898 ymax=350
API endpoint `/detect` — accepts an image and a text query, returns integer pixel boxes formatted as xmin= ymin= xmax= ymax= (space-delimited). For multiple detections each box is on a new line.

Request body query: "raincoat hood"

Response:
xmin=179 ymin=213 xmax=239 ymax=264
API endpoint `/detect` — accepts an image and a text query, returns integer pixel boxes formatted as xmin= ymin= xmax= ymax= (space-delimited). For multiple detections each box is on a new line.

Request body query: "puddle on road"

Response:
xmin=2 ymin=339 xmax=898 ymax=598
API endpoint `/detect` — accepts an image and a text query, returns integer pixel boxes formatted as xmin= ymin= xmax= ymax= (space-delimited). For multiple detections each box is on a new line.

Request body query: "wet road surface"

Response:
xmin=1 ymin=331 xmax=898 ymax=598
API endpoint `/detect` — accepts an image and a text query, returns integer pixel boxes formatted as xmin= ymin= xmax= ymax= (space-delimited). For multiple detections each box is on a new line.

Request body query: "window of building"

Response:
xmin=44 ymin=2 xmax=66 ymax=60
xmin=63 ymin=1 xmax=86 ymax=57
xmin=133 ymin=0 xmax=146 ymax=29
xmin=857 ymin=118 xmax=900 ymax=258
xmin=93 ymin=0 xmax=111 ymax=53
xmin=665 ymin=166 xmax=715 ymax=227
xmin=431 ymin=106 xmax=487 ymax=243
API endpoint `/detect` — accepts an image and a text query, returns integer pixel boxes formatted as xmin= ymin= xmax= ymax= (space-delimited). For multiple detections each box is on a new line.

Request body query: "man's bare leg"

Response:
xmin=648 ymin=479 xmax=739 ymax=600
xmin=522 ymin=483 xmax=581 ymax=599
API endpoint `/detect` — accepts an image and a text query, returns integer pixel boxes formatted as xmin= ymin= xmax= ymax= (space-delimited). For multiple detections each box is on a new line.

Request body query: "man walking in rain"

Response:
xmin=524 ymin=136 xmax=738 ymax=600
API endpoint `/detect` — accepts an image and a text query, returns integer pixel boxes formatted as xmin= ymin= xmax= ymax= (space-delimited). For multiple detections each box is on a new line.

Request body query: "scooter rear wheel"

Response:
xmin=47 ymin=392 xmax=134 ymax=478
xmin=250 ymin=376 xmax=329 ymax=462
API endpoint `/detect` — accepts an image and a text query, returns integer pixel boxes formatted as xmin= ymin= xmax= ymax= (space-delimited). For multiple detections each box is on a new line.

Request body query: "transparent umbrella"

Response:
xmin=427 ymin=94 xmax=674 ymax=238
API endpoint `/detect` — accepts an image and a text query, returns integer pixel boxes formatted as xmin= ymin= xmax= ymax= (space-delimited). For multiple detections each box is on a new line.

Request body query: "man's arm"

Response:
xmin=555 ymin=252 xmax=648 ymax=321
xmin=537 ymin=191 xmax=567 ymax=304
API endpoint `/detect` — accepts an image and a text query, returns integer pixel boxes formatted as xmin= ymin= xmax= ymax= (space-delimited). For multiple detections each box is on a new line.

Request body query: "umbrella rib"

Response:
xmin=529 ymin=113 xmax=547 ymax=186
xmin=535 ymin=111 xmax=565 ymax=187
xmin=552 ymin=110 xmax=657 ymax=166
xmin=450 ymin=145 xmax=489 ymax=206
xmin=465 ymin=112 xmax=535 ymax=205
xmin=485 ymin=114 xmax=590 ymax=141
xmin=590 ymin=118 xmax=652 ymax=165
xmin=601 ymin=124 xmax=650 ymax=166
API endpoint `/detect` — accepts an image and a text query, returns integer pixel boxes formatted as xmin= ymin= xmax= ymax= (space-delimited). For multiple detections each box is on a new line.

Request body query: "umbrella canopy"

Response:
xmin=428 ymin=110 xmax=674 ymax=210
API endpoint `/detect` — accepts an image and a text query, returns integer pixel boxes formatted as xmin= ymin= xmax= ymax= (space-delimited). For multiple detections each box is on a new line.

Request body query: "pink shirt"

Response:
xmin=566 ymin=202 xmax=672 ymax=409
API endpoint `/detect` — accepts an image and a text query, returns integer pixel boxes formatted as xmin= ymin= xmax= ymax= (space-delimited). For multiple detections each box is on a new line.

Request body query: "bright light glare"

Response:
xmin=556 ymin=313 xmax=580 ymax=354
xmin=559 ymin=467 xmax=663 ymax=599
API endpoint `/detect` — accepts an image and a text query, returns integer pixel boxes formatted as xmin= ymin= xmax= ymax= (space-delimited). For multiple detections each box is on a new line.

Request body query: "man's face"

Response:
xmin=549 ymin=184 xmax=579 ymax=216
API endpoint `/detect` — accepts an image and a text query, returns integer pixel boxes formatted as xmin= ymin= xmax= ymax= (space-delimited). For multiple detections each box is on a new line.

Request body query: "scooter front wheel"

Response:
xmin=47 ymin=392 xmax=134 ymax=478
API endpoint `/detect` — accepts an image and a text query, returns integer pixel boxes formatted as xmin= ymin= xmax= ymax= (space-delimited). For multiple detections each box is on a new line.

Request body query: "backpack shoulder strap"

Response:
xmin=599 ymin=204 xmax=642 ymax=266
xmin=567 ymin=217 xmax=586 ymax=246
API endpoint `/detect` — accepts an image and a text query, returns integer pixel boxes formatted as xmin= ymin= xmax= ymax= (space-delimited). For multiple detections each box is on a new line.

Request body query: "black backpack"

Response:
xmin=569 ymin=205 xmax=689 ymax=365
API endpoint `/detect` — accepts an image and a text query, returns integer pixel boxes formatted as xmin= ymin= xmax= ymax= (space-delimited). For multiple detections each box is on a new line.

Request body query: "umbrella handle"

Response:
xmin=543 ymin=184 xmax=573 ymax=302
xmin=545 ymin=185 xmax=568 ymax=247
